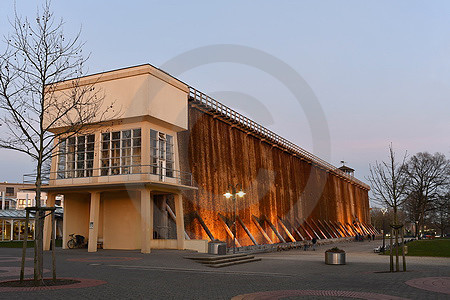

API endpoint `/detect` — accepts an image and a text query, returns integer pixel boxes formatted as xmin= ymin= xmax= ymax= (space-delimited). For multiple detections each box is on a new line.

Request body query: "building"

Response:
xmin=0 ymin=182 xmax=36 ymax=209
xmin=38 ymin=64 xmax=373 ymax=253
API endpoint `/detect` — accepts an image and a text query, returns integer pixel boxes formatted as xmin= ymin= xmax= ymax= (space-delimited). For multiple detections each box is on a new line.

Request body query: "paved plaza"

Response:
xmin=0 ymin=240 xmax=449 ymax=299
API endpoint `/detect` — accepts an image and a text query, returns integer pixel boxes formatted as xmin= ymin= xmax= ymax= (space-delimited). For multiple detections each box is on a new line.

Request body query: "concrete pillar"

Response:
xmin=174 ymin=193 xmax=185 ymax=250
xmin=88 ymin=192 xmax=101 ymax=252
xmin=43 ymin=193 xmax=56 ymax=250
xmin=1 ymin=191 xmax=5 ymax=210
xmin=140 ymin=188 xmax=153 ymax=253
xmin=25 ymin=194 xmax=29 ymax=208
xmin=10 ymin=220 xmax=13 ymax=240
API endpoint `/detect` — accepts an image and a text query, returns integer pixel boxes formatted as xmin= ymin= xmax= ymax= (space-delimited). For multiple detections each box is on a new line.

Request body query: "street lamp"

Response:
xmin=381 ymin=208 xmax=387 ymax=253
xmin=224 ymin=184 xmax=245 ymax=254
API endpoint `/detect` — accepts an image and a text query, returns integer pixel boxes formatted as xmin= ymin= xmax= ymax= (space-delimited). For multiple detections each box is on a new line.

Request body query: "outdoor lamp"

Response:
xmin=237 ymin=190 xmax=246 ymax=198
xmin=223 ymin=192 xmax=232 ymax=199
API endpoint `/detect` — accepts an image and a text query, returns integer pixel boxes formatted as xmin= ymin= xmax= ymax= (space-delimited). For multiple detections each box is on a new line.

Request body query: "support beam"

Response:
xmin=324 ymin=220 xmax=340 ymax=238
xmin=300 ymin=218 xmax=319 ymax=239
xmin=310 ymin=219 xmax=328 ymax=239
xmin=1 ymin=191 xmax=5 ymax=210
xmin=174 ymin=193 xmax=185 ymax=250
xmin=219 ymin=214 xmax=241 ymax=247
xmin=295 ymin=219 xmax=313 ymax=240
xmin=277 ymin=216 xmax=296 ymax=242
xmin=140 ymin=188 xmax=152 ymax=254
xmin=237 ymin=216 xmax=258 ymax=245
xmin=167 ymin=203 xmax=190 ymax=240
xmin=262 ymin=215 xmax=286 ymax=243
xmin=88 ymin=192 xmax=101 ymax=252
xmin=285 ymin=218 xmax=304 ymax=241
xmin=43 ymin=193 xmax=56 ymax=251
xmin=252 ymin=215 xmax=273 ymax=244
xmin=195 ymin=212 xmax=215 ymax=241
xmin=338 ymin=221 xmax=351 ymax=236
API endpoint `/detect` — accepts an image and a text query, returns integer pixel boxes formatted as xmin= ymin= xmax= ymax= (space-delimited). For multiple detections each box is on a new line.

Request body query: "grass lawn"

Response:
xmin=0 ymin=240 xmax=62 ymax=248
xmin=383 ymin=239 xmax=450 ymax=257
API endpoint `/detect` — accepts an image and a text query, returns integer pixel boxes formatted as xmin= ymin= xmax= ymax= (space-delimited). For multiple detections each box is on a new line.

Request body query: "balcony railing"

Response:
xmin=23 ymin=164 xmax=193 ymax=188
xmin=189 ymin=87 xmax=370 ymax=190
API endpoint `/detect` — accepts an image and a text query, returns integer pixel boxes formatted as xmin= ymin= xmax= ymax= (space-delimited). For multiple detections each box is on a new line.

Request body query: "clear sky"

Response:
xmin=0 ymin=1 xmax=449 ymax=200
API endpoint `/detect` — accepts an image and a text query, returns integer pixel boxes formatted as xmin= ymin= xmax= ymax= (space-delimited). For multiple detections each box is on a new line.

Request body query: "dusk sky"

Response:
xmin=0 ymin=1 xmax=449 ymax=203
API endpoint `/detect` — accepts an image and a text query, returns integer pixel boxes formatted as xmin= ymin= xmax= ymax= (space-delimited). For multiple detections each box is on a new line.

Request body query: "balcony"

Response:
xmin=23 ymin=164 xmax=194 ymax=191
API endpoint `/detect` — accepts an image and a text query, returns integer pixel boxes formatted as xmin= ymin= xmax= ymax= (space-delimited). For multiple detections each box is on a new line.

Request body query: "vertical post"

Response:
xmin=20 ymin=209 xmax=29 ymax=282
xmin=389 ymin=227 xmax=394 ymax=272
xmin=1 ymin=191 xmax=5 ymax=210
xmin=140 ymin=188 xmax=152 ymax=253
xmin=88 ymin=192 xmax=101 ymax=252
xmin=51 ymin=211 xmax=56 ymax=280
xmin=44 ymin=193 xmax=56 ymax=250
xmin=10 ymin=220 xmax=14 ymax=241
xmin=26 ymin=194 xmax=29 ymax=208
xmin=174 ymin=193 xmax=185 ymax=250
xmin=395 ymin=228 xmax=399 ymax=272
xmin=401 ymin=226 xmax=406 ymax=272
xmin=382 ymin=229 xmax=385 ymax=254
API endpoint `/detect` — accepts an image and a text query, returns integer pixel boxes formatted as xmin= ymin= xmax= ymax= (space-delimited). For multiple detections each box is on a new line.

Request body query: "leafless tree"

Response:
xmin=404 ymin=152 xmax=449 ymax=236
xmin=367 ymin=144 xmax=409 ymax=272
xmin=432 ymin=192 xmax=449 ymax=237
xmin=368 ymin=144 xmax=409 ymax=224
xmin=0 ymin=1 xmax=114 ymax=284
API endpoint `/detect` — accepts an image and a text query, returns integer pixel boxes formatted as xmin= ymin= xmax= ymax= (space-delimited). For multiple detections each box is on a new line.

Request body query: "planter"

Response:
xmin=325 ymin=251 xmax=346 ymax=265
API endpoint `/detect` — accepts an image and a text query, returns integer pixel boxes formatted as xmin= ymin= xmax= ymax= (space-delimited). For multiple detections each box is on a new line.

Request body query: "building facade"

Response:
xmin=40 ymin=64 xmax=373 ymax=253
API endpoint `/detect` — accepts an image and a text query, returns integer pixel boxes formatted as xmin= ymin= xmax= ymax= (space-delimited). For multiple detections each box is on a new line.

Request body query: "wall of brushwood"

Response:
xmin=178 ymin=105 xmax=370 ymax=246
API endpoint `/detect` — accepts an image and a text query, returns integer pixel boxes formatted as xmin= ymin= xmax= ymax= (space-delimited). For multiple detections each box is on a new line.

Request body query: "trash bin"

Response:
xmin=208 ymin=240 xmax=227 ymax=255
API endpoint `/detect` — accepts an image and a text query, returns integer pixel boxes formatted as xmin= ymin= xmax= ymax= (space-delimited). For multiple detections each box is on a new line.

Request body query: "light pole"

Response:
xmin=224 ymin=184 xmax=245 ymax=254
xmin=381 ymin=208 xmax=387 ymax=253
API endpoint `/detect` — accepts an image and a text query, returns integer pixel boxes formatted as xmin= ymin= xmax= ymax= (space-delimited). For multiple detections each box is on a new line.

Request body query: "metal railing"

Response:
xmin=189 ymin=87 xmax=370 ymax=189
xmin=23 ymin=164 xmax=193 ymax=187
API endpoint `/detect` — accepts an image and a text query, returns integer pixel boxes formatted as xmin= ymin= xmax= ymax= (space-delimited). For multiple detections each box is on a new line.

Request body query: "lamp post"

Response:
xmin=224 ymin=184 xmax=245 ymax=254
xmin=381 ymin=208 xmax=387 ymax=253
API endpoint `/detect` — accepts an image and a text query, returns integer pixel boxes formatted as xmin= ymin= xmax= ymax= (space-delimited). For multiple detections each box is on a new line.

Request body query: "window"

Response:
xmin=5 ymin=187 xmax=14 ymax=196
xmin=58 ymin=134 xmax=95 ymax=178
xmin=150 ymin=129 xmax=174 ymax=178
xmin=101 ymin=129 xmax=141 ymax=176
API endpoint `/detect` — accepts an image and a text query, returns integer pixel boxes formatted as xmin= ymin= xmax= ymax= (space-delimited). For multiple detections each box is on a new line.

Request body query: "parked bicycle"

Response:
xmin=67 ymin=234 xmax=87 ymax=249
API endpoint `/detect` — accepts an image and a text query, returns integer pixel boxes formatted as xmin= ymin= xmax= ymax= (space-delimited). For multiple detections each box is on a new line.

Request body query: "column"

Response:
xmin=43 ymin=193 xmax=56 ymax=250
xmin=1 ymin=191 xmax=5 ymax=210
xmin=140 ymin=188 xmax=153 ymax=253
xmin=174 ymin=193 xmax=185 ymax=250
xmin=88 ymin=192 xmax=101 ymax=252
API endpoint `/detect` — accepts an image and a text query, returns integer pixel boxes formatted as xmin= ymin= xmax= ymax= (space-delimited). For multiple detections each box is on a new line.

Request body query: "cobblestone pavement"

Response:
xmin=0 ymin=240 xmax=448 ymax=299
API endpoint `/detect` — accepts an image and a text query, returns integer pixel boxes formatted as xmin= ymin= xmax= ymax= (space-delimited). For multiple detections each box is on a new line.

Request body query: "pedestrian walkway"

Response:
xmin=0 ymin=239 xmax=448 ymax=299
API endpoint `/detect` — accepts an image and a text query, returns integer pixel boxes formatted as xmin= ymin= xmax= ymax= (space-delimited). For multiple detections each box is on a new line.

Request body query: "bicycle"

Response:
xmin=67 ymin=233 xmax=86 ymax=249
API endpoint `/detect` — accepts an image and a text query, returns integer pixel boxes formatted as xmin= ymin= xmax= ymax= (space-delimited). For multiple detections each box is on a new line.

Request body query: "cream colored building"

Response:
xmin=41 ymin=65 xmax=205 ymax=253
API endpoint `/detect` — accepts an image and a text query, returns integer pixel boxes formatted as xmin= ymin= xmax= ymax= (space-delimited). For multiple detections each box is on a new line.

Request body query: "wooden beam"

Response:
xmin=236 ymin=216 xmax=258 ymax=245
xmin=195 ymin=212 xmax=215 ymax=241
xmin=218 ymin=214 xmax=241 ymax=247
xmin=277 ymin=216 xmax=296 ymax=242
xmin=284 ymin=218 xmax=304 ymax=241
xmin=310 ymin=219 xmax=329 ymax=239
xmin=295 ymin=218 xmax=313 ymax=240
xmin=262 ymin=215 xmax=286 ymax=243
xmin=252 ymin=215 xmax=273 ymax=244
xmin=167 ymin=203 xmax=190 ymax=240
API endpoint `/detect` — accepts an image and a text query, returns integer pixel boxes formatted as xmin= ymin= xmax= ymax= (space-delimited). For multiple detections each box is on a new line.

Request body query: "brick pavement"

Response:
xmin=0 ymin=240 xmax=448 ymax=299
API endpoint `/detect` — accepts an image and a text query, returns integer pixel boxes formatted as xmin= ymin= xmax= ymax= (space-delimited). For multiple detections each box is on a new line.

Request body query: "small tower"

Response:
xmin=338 ymin=160 xmax=355 ymax=177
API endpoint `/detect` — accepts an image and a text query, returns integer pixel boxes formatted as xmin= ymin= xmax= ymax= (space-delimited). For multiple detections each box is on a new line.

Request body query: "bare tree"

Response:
xmin=404 ymin=152 xmax=450 ymax=237
xmin=0 ymin=2 xmax=113 ymax=284
xmin=368 ymin=144 xmax=409 ymax=224
xmin=367 ymin=144 xmax=409 ymax=272
xmin=432 ymin=191 xmax=450 ymax=237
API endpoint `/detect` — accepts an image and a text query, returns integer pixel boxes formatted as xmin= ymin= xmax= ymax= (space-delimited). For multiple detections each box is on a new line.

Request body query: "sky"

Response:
xmin=0 ymin=1 xmax=449 ymax=202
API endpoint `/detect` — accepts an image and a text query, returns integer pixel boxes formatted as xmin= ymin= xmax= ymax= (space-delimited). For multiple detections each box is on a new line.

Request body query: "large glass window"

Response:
xmin=101 ymin=129 xmax=141 ymax=176
xmin=58 ymin=134 xmax=95 ymax=178
xmin=150 ymin=129 xmax=174 ymax=178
